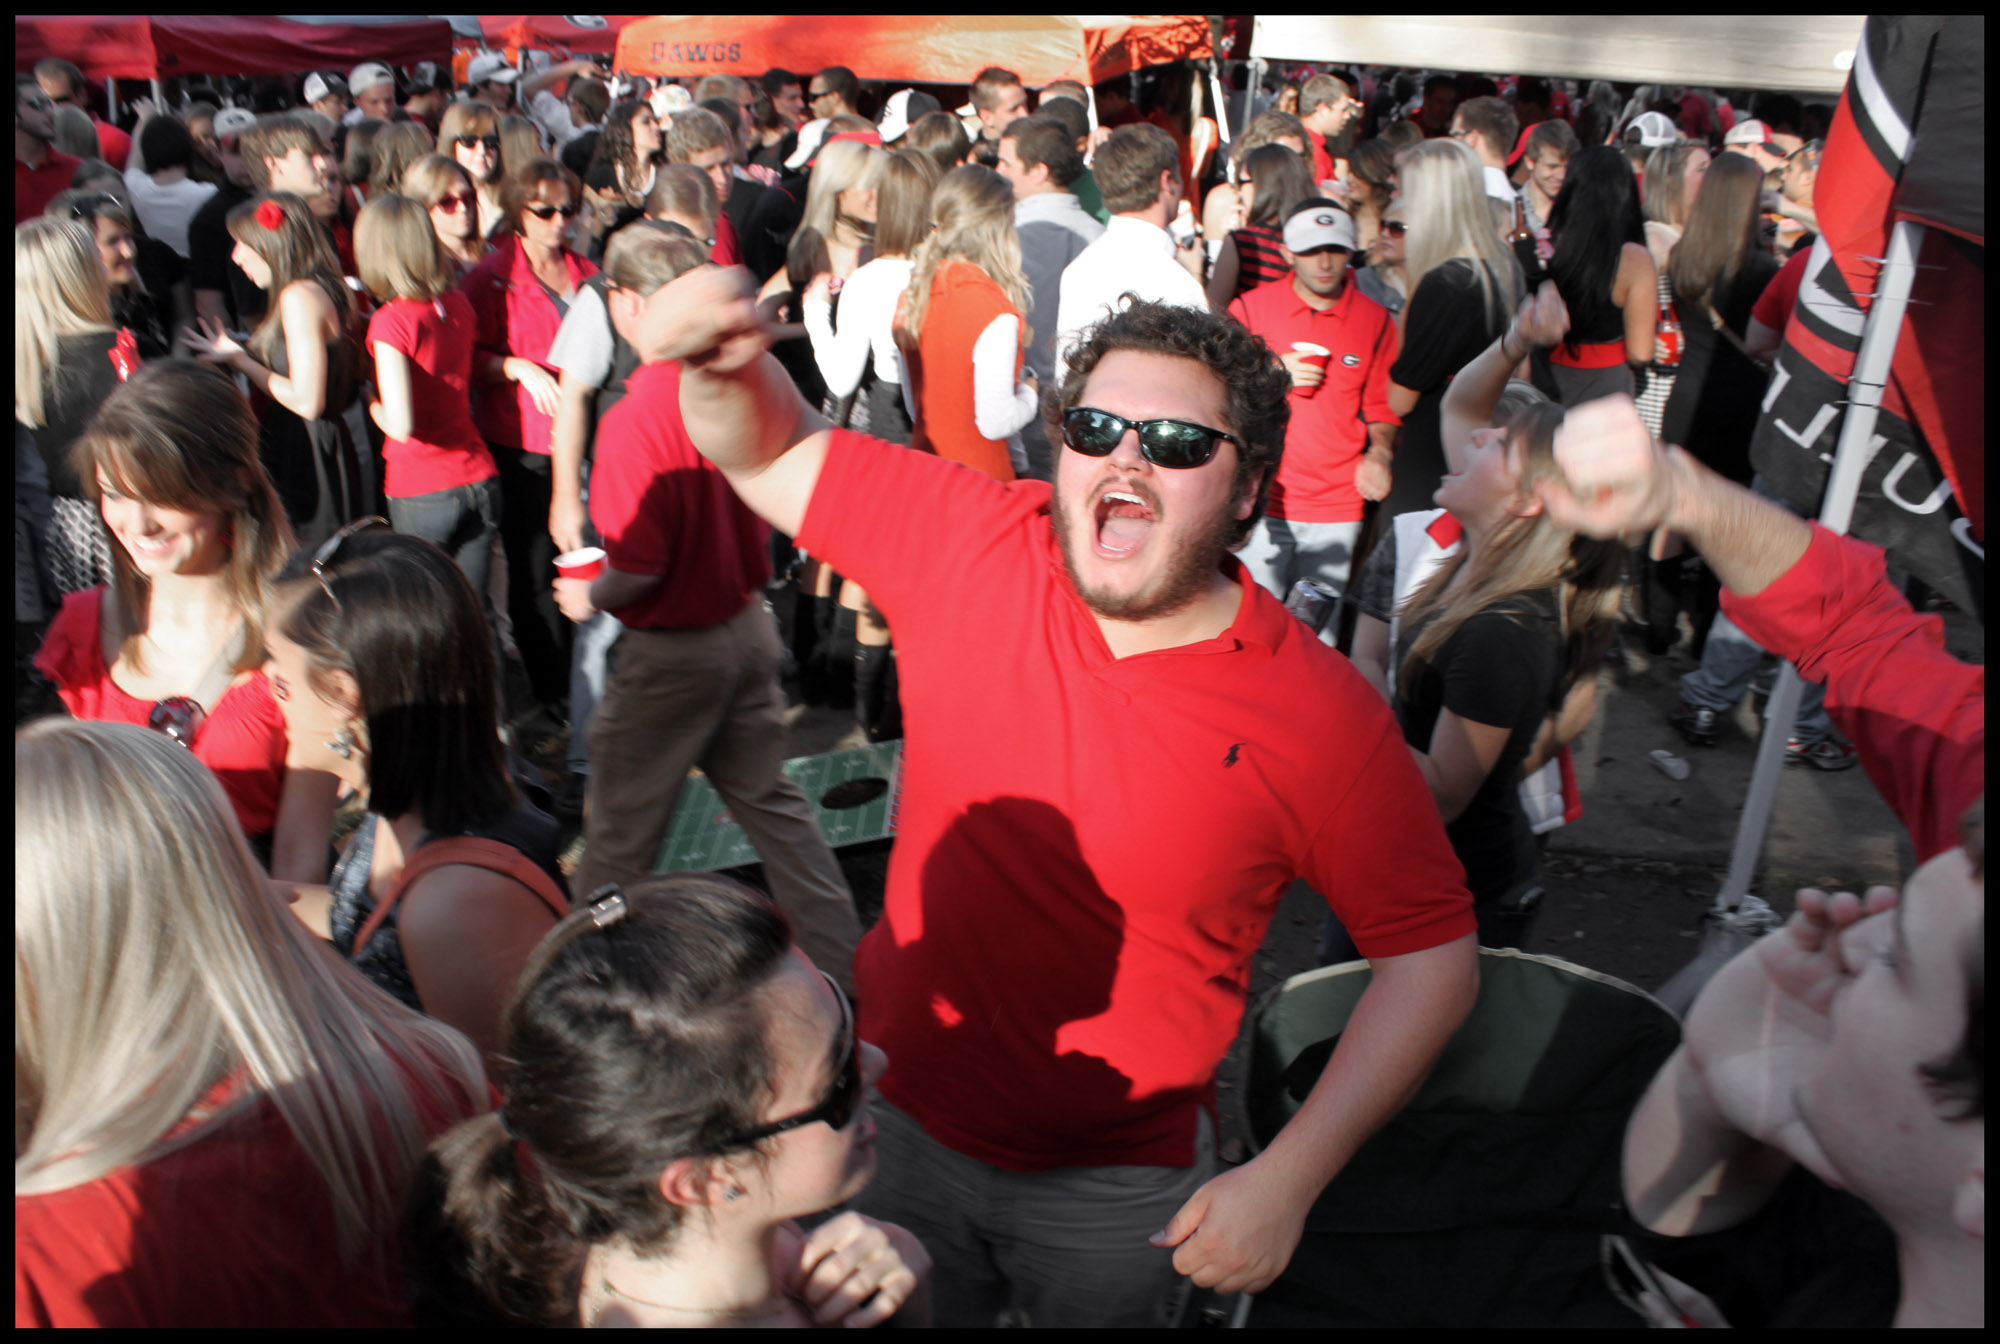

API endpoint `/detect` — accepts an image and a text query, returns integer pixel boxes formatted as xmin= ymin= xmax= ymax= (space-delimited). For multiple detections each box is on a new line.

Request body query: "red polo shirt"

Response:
xmin=588 ymin=361 xmax=770 ymax=629
xmin=16 ymin=148 xmax=81 ymax=223
xmin=798 ymin=432 xmax=1474 ymax=1171
xmin=1230 ymin=275 xmax=1400 ymax=523
xmin=466 ymin=234 xmax=598 ymax=453
xmin=1310 ymin=136 xmax=1336 ymax=187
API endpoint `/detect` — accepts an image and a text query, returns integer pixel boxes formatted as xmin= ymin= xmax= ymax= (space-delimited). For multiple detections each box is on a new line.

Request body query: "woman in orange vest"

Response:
xmin=894 ymin=165 xmax=1038 ymax=483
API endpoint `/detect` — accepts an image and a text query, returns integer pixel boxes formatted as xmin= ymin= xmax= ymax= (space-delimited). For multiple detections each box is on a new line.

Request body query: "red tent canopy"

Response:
xmin=474 ymin=15 xmax=648 ymax=57
xmin=14 ymin=15 xmax=455 ymax=82
xmin=614 ymin=14 xmax=1210 ymax=86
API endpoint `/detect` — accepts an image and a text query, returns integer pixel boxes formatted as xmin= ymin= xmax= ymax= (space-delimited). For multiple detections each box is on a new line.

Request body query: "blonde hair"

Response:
xmin=399 ymin=151 xmax=476 ymax=209
xmin=15 ymin=719 xmax=487 ymax=1259
xmin=73 ymin=360 xmax=295 ymax=678
xmin=499 ymin=114 xmax=544 ymax=179
xmin=15 ymin=216 xmax=115 ymax=430
xmin=368 ymin=121 xmax=436 ymax=197
xmin=1398 ymin=401 xmax=1623 ymax=708
xmin=356 ymin=192 xmax=454 ymax=303
xmin=1642 ymin=143 xmax=1705 ymax=230
xmin=898 ymin=163 xmax=1028 ymax=340
xmin=1399 ymin=138 xmax=1523 ymax=330
xmin=799 ymin=137 xmax=887 ymax=242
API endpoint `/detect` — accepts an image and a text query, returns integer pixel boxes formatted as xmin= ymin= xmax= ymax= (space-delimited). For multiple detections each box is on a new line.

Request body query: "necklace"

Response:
xmin=592 ymin=1272 xmax=793 ymax=1324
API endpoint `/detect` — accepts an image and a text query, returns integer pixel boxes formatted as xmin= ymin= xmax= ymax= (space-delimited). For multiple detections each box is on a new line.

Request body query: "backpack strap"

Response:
xmin=351 ymin=836 xmax=568 ymax=961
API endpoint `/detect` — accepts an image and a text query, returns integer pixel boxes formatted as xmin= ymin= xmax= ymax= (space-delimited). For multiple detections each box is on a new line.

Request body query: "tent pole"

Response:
xmin=1712 ymin=219 xmax=1926 ymax=911
xmin=1243 ymin=58 xmax=1265 ymax=141
xmin=1209 ymin=60 xmax=1230 ymax=143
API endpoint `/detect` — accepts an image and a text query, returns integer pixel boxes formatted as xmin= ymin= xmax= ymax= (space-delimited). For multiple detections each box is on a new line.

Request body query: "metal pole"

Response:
xmin=1209 ymin=59 xmax=1231 ymax=144
xmin=1712 ymin=219 xmax=1926 ymax=910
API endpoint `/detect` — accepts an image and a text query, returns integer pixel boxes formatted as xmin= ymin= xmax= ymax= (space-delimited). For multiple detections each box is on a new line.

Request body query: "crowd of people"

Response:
xmin=14 ymin=46 xmax=1984 ymax=1330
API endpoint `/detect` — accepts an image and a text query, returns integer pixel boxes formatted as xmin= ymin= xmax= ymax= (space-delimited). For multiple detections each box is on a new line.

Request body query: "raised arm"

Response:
xmin=1441 ymin=280 xmax=1568 ymax=476
xmin=641 ymin=264 xmax=832 ymax=539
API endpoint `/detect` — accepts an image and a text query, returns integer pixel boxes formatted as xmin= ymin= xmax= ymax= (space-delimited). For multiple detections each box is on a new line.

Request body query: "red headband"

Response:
xmin=827 ymin=129 xmax=882 ymax=149
xmin=1506 ymin=125 xmax=1536 ymax=168
xmin=255 ymin=199 xmax=285 ymax=230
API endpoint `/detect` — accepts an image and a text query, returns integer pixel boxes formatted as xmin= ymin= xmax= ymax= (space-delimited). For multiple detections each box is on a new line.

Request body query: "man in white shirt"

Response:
xmin=1053 ymin=123 xmax=1208 ymax=379
xmin=999 ymin=115 xmax=1103 ymax=481
xmin=520 ymin=57 xmax=609 ymax=149
xmin=1450 ymin=96 xmax=1520 ymax=233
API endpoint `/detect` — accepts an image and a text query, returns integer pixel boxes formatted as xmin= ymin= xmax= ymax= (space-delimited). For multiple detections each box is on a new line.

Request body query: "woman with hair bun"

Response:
xmin=15 ymin=718 xmax=488 ymax=1327
xmin=406 ymin=875 xmax=929 ymax=1328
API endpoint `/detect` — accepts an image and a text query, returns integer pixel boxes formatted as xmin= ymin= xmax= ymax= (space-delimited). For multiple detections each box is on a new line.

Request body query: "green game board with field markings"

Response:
xmin=654 ymin=739 xmax=903 ymax=873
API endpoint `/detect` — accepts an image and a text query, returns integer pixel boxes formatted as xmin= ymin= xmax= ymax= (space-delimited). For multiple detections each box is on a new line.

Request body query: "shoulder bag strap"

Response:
xmin=350 ymin=835 xmax=568 ymax=960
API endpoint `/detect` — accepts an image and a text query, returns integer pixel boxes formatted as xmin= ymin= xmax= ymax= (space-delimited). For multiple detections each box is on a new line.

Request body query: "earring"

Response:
xmin=325 ymin=726 xmax=356 ymax=759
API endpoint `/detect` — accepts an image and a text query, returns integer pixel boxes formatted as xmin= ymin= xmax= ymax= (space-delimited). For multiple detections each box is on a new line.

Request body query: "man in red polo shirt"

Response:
xmin=550 ymin=224 xmax=862 ymax=992
xmin=1229 ymin=198 xmax=1397 ymax=637
xmin=639 ymin=270 xmax=1478 ymax=1325
xmin=16 ymin=78 xmax=80 ymax=224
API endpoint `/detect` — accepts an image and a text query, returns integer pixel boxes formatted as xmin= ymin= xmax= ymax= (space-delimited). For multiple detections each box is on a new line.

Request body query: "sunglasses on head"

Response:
xmin=715 ymin=969 xmax=861 ymax=1150
xmin=455 ymin=134 xmax=500 ymax=151
xmin=525 ymin=202 xmax=578 ymax=220
xmin=309 ymin=515 xmax=390 ymax=610
xmin=1062 ymin=407 xmax=1242 ymax=470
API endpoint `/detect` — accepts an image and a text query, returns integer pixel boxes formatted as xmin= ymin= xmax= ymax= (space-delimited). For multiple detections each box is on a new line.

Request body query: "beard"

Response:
xmin=1051 ymin=482 xmax=1241 ymax=623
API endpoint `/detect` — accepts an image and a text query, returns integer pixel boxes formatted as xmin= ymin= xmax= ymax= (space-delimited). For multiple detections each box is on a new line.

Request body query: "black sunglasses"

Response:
xmin=455 ymin=134 xmax=500 ymax=151
xmin=715 ymin=970 xmax=861 ymax=1150
xmin=1062 ymin=407 xmax=1243 ymax=470
xmin=310 ymin=515 xmax=390 ymax=609
xmin=525 ymin=202 xmax=579 ymax=220
xmin=1380 ymin=220 xmax=1408 ymax=237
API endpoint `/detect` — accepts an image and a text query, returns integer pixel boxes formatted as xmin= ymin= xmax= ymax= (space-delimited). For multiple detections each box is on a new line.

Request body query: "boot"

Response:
xmin=792 ymin=592 xmax=829 ymax=705
xmin=810 ymin=605 xmax=858 ymax=711
xmin=853 ymin=642 xmax=903 ymax=742
xmin=1638 ymin=547 xmax=1682 ymax=655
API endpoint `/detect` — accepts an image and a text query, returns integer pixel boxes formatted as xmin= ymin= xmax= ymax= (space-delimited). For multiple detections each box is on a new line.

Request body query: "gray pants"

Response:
xmin=1235 ymin=516 xmax=1362 ymax=645
xmin=848 ymin=1096 xmax=1216 ymax=1328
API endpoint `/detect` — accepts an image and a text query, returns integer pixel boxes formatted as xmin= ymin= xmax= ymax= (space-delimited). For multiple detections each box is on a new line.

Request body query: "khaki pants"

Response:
xmin=579 ymin=600 xmax=862 ymax=992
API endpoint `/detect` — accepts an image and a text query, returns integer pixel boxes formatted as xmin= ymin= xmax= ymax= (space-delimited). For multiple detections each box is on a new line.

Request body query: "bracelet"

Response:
xmin=1500 ymin=329 xmax=1525 ymax=365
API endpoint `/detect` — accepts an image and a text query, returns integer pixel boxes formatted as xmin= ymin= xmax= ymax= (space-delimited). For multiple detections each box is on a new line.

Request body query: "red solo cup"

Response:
xmin=1291 ymin=342 xmax=1331 ymax=399
xmin=554 ymin=546 xmax=606 ymax=581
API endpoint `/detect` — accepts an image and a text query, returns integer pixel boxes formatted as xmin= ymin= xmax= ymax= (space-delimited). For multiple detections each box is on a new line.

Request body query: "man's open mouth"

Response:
xmin=1094 ymin=489 xmax=1157 ymax=558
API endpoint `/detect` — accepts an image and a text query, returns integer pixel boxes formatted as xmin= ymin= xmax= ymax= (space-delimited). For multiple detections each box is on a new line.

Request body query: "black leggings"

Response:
xmin=492 ymin=443 xmax=570 ymax=705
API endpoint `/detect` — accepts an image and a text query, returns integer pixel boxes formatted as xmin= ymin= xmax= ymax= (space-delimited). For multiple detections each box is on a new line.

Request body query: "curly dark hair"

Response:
xmin=1054 ymin=299 xmax=1291 ymax=547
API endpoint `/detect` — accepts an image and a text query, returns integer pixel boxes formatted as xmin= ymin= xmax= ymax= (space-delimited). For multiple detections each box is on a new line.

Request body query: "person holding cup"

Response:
xmin=1226 ymin=198 xmax=1400 ymax=637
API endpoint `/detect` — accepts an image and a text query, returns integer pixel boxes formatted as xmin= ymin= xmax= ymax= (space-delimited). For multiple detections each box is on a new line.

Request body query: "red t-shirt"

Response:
xmin=797 ymin=433 xmax=1475 ymax=1171
xmin=16 ymin=1067 xmax=478 ymax=1327
xmin=1722 ymin=527 xmax=1983 ymax=863
xmin=1230 ymin=275 xmax=1400 ymax=522
xmin=588 ymin=361 xmax=771 ymax=629
xmin=712 ymin=207 xmax=743 ymax=266
xmin=34 ymin=588 xmax=288 ymax=839
xmin=465 ymin=235 xmax=598 ymax=454
xmin=365 ymin=292 xmax=498 ymax=498
xmin=16 ymin=148 xmax=82 ymax=223
xmin=1310 ymin=136 xmax=1337 ymax=186
xmin=93 ymin=116 xmax=132 ymax=171
xmin=1751 ymin=246 xmax=1812 ymax=334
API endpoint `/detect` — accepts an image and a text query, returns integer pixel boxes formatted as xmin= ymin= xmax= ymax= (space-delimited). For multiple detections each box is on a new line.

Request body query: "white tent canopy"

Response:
xmin=1250 ymin=16 xmax=1866 ymax=94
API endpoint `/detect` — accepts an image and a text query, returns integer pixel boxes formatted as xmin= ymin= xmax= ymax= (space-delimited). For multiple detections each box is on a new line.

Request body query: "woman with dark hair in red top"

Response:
xmin=35 ymin=360 xmax=328 ymax=885
xmin=466 ymin=157 xmax=599 ymax=712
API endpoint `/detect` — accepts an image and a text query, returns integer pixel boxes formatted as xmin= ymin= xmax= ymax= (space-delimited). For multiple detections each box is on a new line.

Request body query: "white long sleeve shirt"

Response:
xmin=800 ymin=256 xmax=914 ymax=398
xmin=1052 ymin=214 xmax=1209 ymax=378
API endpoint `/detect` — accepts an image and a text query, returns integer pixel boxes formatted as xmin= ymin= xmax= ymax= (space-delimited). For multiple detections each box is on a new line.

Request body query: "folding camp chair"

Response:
xmin=1225 ymin=948 xmax=1681 ymax=1328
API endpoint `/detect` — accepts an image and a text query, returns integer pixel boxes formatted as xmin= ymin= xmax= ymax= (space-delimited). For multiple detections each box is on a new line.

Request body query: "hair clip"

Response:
xmin=585 ymin=885 xmax=629 ymax=929
xmin=255 ymin=198 xmax=284 ymax=230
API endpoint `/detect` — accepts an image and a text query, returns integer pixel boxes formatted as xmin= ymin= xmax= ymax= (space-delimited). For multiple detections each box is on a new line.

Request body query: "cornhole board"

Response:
xmin=654 ymin=739 xmax=903 ymax=873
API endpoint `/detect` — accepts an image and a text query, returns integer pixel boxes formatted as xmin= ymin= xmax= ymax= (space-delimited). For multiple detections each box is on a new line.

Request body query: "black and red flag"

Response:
xmin=1750 ymin=14 xmax=1984 ymax=620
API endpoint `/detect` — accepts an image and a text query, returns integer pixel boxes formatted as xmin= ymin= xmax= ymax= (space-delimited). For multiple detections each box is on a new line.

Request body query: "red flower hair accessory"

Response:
xmin=255 ymin=199 xmax=285 ymax=231
xmin=109 ymin=328 xmax=140 ymax=382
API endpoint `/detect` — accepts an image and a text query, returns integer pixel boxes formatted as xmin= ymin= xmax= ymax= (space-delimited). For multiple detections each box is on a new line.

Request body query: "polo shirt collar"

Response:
xmin=1273 ymin=272 xmax=1356 ymax=321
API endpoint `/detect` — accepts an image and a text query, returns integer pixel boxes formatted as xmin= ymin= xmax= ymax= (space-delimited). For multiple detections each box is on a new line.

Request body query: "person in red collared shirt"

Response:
xmin=1229 ymin=198 xmax=1399 ymax=633
xmin=467 ymin=156 xmax=598 ymax=710
xmin=629 ymin=269 xmax=1478 ymax=1326
xmin=15 ymin=78 xmax=81 ymax=224
xmin=550 ymin=224 xmax=862 ymax=989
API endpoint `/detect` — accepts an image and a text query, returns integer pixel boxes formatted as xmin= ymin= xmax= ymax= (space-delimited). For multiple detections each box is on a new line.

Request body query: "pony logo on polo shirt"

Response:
xmin=1222 ymin=742 xmax=1245 ymax=768
xmin=1341 ymin=353 xmax=1360 ymax=367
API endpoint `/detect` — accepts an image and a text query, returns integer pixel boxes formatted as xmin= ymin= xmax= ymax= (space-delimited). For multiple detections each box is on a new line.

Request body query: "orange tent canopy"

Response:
xmin=614 ymin=14 xmax=1210 ymax=86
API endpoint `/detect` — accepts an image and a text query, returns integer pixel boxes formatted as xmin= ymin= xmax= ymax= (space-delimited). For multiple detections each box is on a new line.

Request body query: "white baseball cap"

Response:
xmin=211 ymin=106 xmax=258 ymax=142
xmin=877 ymin=88 xmax=941 ymax=143
xmin=347 ymin=62 xmax=395 ymax=97
xmin=786 ymin=117 xmax=834 ymax=170
xmin=1283 ymin=198 xmax=1358 ymax=253
xmin=1627 ymin=111 xmax=1680 ymax=149
xmin=466 ymin=52 xmax=520 ymax=87
xmin=301 ymin=72 xmax=347 ymax=105
xmin=1721 ymin=117 xmax=1781 ymax=153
